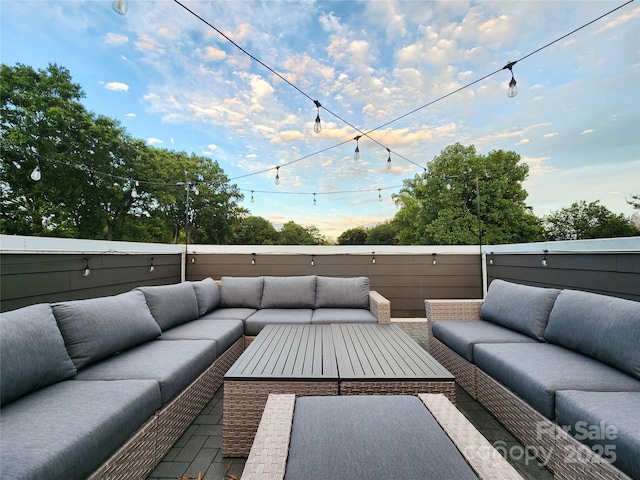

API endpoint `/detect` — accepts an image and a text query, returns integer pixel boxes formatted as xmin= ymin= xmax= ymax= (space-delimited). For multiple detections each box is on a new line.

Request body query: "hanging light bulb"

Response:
xmin=251 ymin=191 xmax=255 ymax=203
xmin=313 ymin=193 xmax=317 ymax=206
xmin=193 ymin=184 xmax=199 ymax=196
xmin=432 ymin=253 xmax=437 ymax=265
xmin=378 ymin=189 xmax=382 ymax=202
xmin=503 ymin=61 xmax=518 ymax=98
xmin=30 ymin=165 xmax=41 ymax=181
xmin=353 ymin=136 xmax=361 ymax=161
xmin=112 ymin=0 xmax=128 ymax=15
xmin=131 ymin=180 xmax=139 ymax=198
xmin=386 ymin=148 xmax=392 ymax=169
xmin=251 ymin=253 xmax=256 ymax=265
xmin=83 ymin=257 xmax=91 ymax=277
xmin=310 ymin=255 xmax=315 ymax=266
xmin=313 ymin=100 xmax=322 ymax=133
xmin=274 ymin=166 xmax=281 ymax=185
xmin=371 ymin=252 xmax=376 ymax=264
xmin=149 ymin=257 xmax=155 ymax=273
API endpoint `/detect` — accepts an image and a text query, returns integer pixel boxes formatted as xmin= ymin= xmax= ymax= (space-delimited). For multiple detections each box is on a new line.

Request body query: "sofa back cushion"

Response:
xmin=261 ymin=276 xmax=317 ymax=308
xmin=480 ymin=279 xmax=561 ymax=341
xmin=544 ymin=290 xmax=640 ymax=379
xmin=316 ymin=276 xmax=370 ymax=309
xmin=191 ymin=278 xmax=221 ymax=316
xmin=52 ymin=290 xmax=161 ymax=370
xmin=0 ymin=304 xmax=77 ymax=405
xmin=220 ymin=276 xmax=264 ymax=309
xmin=136 ymin=282 xmax=200 ymax=330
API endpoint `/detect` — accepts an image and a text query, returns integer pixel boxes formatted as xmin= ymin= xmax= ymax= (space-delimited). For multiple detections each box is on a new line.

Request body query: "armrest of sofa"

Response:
xmin=424 ymin=299 xmax=483 ymax=337
xmin=369 ymin=291 xmax=391 ymax=323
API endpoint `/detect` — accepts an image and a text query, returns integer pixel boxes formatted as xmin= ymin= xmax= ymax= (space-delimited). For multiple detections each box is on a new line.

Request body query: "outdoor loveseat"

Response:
xmin=426 ymin=279 xmax=640 ymax=480
xmin=0 ymin=275 xmax=389 ymax=480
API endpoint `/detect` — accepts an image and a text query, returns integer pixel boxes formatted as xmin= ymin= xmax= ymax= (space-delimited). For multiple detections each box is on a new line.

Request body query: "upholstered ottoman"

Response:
xmin=242 ymin=393 xmax=524 ymax=480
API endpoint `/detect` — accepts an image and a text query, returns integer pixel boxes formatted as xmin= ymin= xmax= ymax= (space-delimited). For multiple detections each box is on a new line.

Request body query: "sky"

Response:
xmin=2 ymin=0 xmax=639 ymax=241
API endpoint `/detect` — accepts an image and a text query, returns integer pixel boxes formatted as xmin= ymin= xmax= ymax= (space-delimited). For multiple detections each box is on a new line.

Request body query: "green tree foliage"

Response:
xmin=392 ymin=143 xmax=544 ymax=245
xmin=366 ymin=221 xmax=399 ymax=245
xmin=230 ymin=215 xmax=279 ymax=245
xmin=627 ymin=194 xmax=640 ymax=210
xmin=1 ymin=63 xmax=243 ymax=243
xmin=277 ymin=221 xmax=326 ymax=245
xmin=544 ymin=200 xmax=640 ymax=240
xmin=337 ymin=227 xmax=369 ymax=245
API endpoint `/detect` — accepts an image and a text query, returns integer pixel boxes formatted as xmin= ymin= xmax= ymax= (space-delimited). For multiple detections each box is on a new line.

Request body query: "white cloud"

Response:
xmin=104 ymin=82 xmax=129 ymax=92
xmin=204 ymin=46 xmax=226 ymax=61
xmin=105 ymin=32 xmax=128 ymax=45
xmin=580 ymin=129 xmax=595 ymax=135
xmin=147 ymin=138 xmax=164 ymax=145
xmin=125 ymin=113 xmax=136 ymax=119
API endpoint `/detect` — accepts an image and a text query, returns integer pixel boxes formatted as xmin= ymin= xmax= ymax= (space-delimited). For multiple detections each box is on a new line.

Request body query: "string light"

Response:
xmin=30 ymin=165 xmax=41 ymax=181
xmin=313 ymin=100 xmax=322 ymax=133
xmin=251 ymin=190 xmax=254 ymax=203
xmin=112 ymin=0 xmax=128 ymax=15
xmin=310 ymin=255 xmax=315 ymax=266
xmin=275 ymin=166 xmax=280 ymax=185
xmin=378 ymin=189 xmax=382 ymax=202
xmin=83 ymin=257 xmax=91 ymax=277
xmin=503 ymin=61 xmax=518 ymax=98
xmin=131 ymin=180 xmax=139 ymax=198
xmin=354 ymin=136 xmax=361 ymax=161
xmin=313 ymin=193 xmax=317 ymax=206
xmin=372 ymin=252 xmax=376 ymax=264
xmin=432 ymin=253 xmax=437 ymax=265
xmin=149 ymin=257 xmax=155 ymax=272
xmin=542 ymin=249 xmax=549 ymax=267
xmin=251 ymin=253 xmax=256 ymax=265
xmin=386 ymin=148 xmax=392 ymax=170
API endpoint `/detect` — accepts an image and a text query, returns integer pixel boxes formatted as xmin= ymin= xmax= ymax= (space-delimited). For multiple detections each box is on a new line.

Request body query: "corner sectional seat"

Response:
xmin=0 ymin=275 xmax=389 ymax=480
xmin=426 ymin=279 xmax=640 ymax=480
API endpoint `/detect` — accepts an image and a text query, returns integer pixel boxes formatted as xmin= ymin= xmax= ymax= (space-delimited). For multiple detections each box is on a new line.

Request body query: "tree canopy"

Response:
xmin=392 ymin=143 xmax=544 ymax=245
xmin=544 ymin=200 xmax=640 ymax=240
xmin=1 ymin=62 xmax=243 ymax=243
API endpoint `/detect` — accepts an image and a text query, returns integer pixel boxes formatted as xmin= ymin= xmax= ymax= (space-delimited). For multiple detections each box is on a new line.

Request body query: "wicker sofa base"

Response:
xmin=429 ymin=336 xmax=476 ymax=399
xmin=340 ymin=380 xmax=456 ymax=403
xmin=476 ymin=368 xmax=559 ymax=472
xmin=87 ymin=337 xmax=245 ymax=480
xmin=222 ymin=380 xmax=339 ymax=457
xmin=242 ymin=393 xmax=524 ymax=480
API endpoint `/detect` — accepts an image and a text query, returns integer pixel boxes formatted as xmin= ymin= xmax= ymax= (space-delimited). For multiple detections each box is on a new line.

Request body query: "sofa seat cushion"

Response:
xmin=74 ymin=339 xmax=217 ymax=405
xmin=136 ymin=282 xmax=200 ymax=331
xmin=474 ymin=343 xmax=640 ymax=419
xmin=544 ymin=289 xmax=640 ymax=379
xmin=52 ymin=290 xmax=162 ymax=370
xmin=285 ymin=395 xmax=478 ymax=480
xmin=220 ymin=276 xmax=264 ymax=309
xmin=432 ymin=320 xmax=538 ymax=362
xmin=244 ymin=309 xmax=313 ymax=336
xmin=316 ymin=276 xmax=370 ymax=309
xmin=0 ymin=379 xmax=161 ymax=480
xmin=159 ymin=319 xmax=244 ymax=356
xmin=191 ymin=278 xmax=221 ymax=316
xmin=261 ymin=275 xmax=316 ymax=308
xmin=555 ymin=390 xmax=640 ymax=480
xmin=480 ymin=279 xmax=561 ymax=341
xmin=1 ymin=304 xmax=77 ymax=405
xmin=201 ymin=307 xmax=257 ymax=321
xmin=311 ymin=308 xmax=377 ymax=324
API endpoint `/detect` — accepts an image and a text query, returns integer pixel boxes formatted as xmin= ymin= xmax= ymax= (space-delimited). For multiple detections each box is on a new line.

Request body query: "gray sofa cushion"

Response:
xmin=136 ymin=282 xmax=200 ymax=330
xmin=555 ymin=390 xmax=640 ymax=480
xmin=191 ymin=277 xmax=220 ymax=316
xmin=0 ymin=304 xmax=77 ymax=405
xmin=220 ymin=276 xmax=264 ymax=309
xmin=316 ymin=276 xmax=370 ymax=309
xmin=260 ymin=275 xmax=316 ymax=308
xmin=474 ymin=343 xmax=640 ymax=419
xmin=159 ymin=319 xmax=244 ymax=356
xmin=286 ymin=395 xmax=477 ymax=480
xmin=432 ymin=320 xmax=538 ymax=362
xmin=52 ymin=290 xmax=162 ymax=370
xmin=244 ymin=309 xmax=313 ymax=336
xmin=0 ymin=379 xmax=161 ymax=480
xmin=312 ymin=308 xmax=377 ymax=324
xmin=544 ymin=289 xmax=640 ymax=379
xmin=480 ymin=279 xmax=560 ymax=341
xmin=74 ymin=339 xmax=217 ymax=405
xmin=200 ymin=307 xmax=257 ymax=321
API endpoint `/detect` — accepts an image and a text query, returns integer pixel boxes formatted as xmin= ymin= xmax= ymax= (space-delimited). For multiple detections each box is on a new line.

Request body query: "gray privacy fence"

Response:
xmin=2 ymin=235 xmax=638 ymax=314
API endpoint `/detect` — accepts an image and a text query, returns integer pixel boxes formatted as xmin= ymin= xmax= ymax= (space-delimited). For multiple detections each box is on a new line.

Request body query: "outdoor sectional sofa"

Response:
xmin=0 ymin=275 xmax=389 ymax=480
xmin=426 ymin=279 xmax=640 ymax=480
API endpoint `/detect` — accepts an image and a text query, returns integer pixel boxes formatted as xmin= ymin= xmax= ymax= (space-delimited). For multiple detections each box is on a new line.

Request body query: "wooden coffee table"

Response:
xmin=222 ymin=323 xmax=454 ymax=457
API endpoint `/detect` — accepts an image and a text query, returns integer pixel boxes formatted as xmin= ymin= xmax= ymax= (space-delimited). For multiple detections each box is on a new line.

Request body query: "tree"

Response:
xmin=544 ymin=200 xmax=640 ymax=240
xmin=277 ymin=221 xmax=326 ymax=245
xmin=337 ymin=227 xmax=369 ymax=245
xmin=627 ymin=194 xmax=640 ymax=210
xmin=231 ymin=215 xmax=279 ymax=244
xmin=392 ymin=143 xmax=544 ymax=245
xmin=366 ymin=221 xmax=399 ymax=245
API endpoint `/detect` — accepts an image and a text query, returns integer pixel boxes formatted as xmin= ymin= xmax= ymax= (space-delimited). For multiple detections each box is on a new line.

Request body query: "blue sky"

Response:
xmin=2 ymin=0 xmax=639 ymax=240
